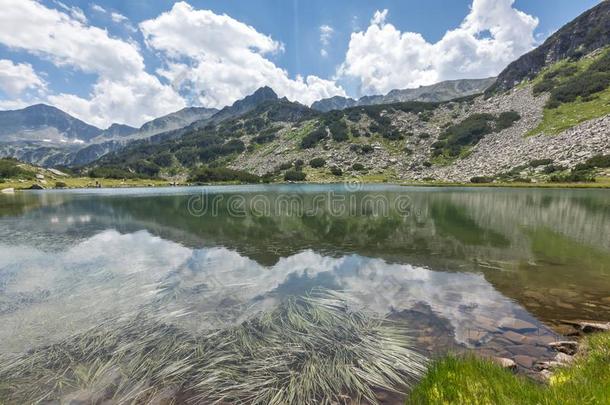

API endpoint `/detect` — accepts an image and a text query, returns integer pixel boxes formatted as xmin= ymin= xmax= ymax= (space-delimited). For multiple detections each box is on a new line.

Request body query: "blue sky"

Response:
xmin=0 ymin=0 xmax=602 ymax=127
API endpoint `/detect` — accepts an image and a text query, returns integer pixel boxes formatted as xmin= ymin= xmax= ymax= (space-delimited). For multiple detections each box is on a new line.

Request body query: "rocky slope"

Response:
xmin=313 ymin=78 xmax=496 ymax=112
xmin=489 ymin=0 xmax=610 ymax=92
xmin=224 ymin=83 xmax=609 ymax=182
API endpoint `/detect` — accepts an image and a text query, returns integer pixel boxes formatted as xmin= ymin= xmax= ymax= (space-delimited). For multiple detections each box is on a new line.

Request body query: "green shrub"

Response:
xmin=418 ymin=133 xmax=431 ymax=139
xmin=543 ymin=164 xmax=565 ymax=174
xmin=330 ymin=166 xmax=342 ymax=176
xmin=546 ymin=51 xmax=610 ymax=109
xmin=433 ymin=113 xmax=495 ymax=158
xmin=294 ymin=159 xmax=304 ymax=168
xmin=284 ymin=170 xmax=306 ymax=181
xmin=252 ymin=132 xmax=277 ymax=144
xmin=346 ymin=110 xmax=361 ymax=122
xmin=583 ymin=154 xmax=610 ymax=169
xmin=496 ymin=111 xmax=521 ymax=130
xmin=550 ymin=171 xmax=595 ymax=183
xmin=134 ymin=160 xmax=161 ymax=177
xmin=0 ymin=158 xmax=35 ymax=179
xmin=529 ymin=158 xmax=553 ymax=167
xmin=301 ymin=127 xmax=328 ymax=149
xmin=278 ymin=162 xmax=293 ymax=170
xmin=382 ymin=130 xmax=404 ymax=141
xmin=54 ymin=181 xmax=67 ymax=188
xmin=352 ymin=163 xmax=365 ymax=171
xmin=422 ymin=161 xmax=432 ymax=168
xmin=309 ymin=158 xmax=326 ymax=168
xmin=153 ymin=152 xmax=174 ymax=167
xmin=329 ymin=120 xmax=349 ymax=142
xmin=190 ymin=167 xmax=261 ymax=183
xmin=360 ymin=145 xmax=374 ymax=154
xmin=470 ymin=176 xmax=494 ymax=183
xmin=175 ymin=149 xmax=199 ymax=166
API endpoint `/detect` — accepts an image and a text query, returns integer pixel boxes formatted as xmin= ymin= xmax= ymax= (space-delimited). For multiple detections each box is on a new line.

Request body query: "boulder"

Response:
xmin=554 ymin=352 xmax=575 ymax=365
xmin=549 ymin=341 xmax=579 ymax=355
xmin=492 ymin=357 xmax=517 ymax=370
xmin=513 ymin=355 xmax=535 ymax=368
xmin=1 ymin=187 xmax=15 ymax=194
xmin=560 ymin=320 xmax=610 ymax=333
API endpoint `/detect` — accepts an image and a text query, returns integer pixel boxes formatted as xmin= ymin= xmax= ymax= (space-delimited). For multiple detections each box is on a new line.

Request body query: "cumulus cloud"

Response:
xmin=0 ymin=59 xmax=45 ymax=97
xmin=0 ymin=0 xmax=184 ymax=127
xmin=140 ymin=2 xmax=346 ymax=108
xmin=340 ymin=0 xmax=539 ymax=95
xmin=52 ymin=0 xmax=87 ymax=23
xmin=319 ymin=25 xmax=334 ymax=57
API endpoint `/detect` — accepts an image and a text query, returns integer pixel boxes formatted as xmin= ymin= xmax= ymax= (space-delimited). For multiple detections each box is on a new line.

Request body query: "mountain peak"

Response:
xmin=248 ymin=86 xmax=278 ymax=101
xmin=23 ymin=103 xmax=63 ymax=113
xmin=489 ymin=0 xmax=610 ymax=93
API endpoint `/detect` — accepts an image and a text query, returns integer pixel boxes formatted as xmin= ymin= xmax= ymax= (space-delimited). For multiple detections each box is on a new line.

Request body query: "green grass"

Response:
xmin=0 ymin=176 xmax=171 ymax=190
xmin=528 ymin=86 xmax=610 ymax=136
xmin=407 ymin=332 xmax=610 ymax=405
xmin=528 ymin=48 xmax=610 ymax=136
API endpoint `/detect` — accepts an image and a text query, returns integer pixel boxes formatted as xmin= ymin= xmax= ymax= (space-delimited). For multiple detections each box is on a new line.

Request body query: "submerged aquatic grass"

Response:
xmin=0 ymin=290 xmax=427 ymax=404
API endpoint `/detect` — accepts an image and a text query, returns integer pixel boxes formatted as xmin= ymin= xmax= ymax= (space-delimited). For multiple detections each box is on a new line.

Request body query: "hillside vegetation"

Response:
xmin=529 ymin=48 xmax=610 ymax=135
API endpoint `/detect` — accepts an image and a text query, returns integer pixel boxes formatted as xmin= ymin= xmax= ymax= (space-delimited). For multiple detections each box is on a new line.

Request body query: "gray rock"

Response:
xmin=549 ymin=341 xmax=579 ymax=355
xmin=492 ymin=357 xmax=517 ymax=370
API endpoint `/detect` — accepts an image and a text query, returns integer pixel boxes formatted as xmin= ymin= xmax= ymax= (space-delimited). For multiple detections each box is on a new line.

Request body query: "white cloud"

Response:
xmin=340 ymin=0 xmax=539 ymax=95
xmin=90 ymin=3 xmax=107 ymax=14
xmin=0 ymin=59 xmax=45 ymax=97
xmin=319 ymin=24 xmax=334 ymax=57
xmin=53 ymin=0 xmax=87 ymax=23
xmin=110 ymin=11 xmax=137 ymax=32
xmin=140 ymin=2 xmax=346 ymax=108
xmin=0 ymin=0 xmax=184 ymax=127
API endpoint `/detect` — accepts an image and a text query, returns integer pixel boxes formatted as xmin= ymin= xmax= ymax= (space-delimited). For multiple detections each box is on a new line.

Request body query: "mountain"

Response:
xmin=489 ymin=0 xmax=610 ymax=93
xmin=93 ymin=89 xmax=313 ymax=174
xmin=99 ymin=123 xmax=138 ymax=138
xmin=88 ymin=1 xmax=610 ymax=186
xmin=0 ymin=104 xmax=102 ymax=143
xmin=312 ymin=78 xmax=496 ymax=112
xmin=137 ymin=106 xmax=218 ymax=137
xmin=203 ymin=86 xmax=280 ymax=125
xmin=0 ymin=104 xmax=221 ymax=166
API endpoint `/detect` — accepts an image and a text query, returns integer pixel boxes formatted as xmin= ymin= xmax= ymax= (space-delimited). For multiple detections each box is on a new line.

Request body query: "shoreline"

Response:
xmin=2 ymin=177 xmax=610 ymax=192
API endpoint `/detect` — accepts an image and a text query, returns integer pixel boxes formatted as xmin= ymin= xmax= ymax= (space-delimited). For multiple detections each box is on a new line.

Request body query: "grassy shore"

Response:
xmin=0 ymin=177 xmax=170 ymax=190
xmin=2 ymin=174 xmax=610 ymax=191
xmin=407 ymin=332 xmax=610 ymax=405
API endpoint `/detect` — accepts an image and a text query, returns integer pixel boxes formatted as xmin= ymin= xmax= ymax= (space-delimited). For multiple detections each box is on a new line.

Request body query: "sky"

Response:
xmin=0 ymin=0 xmax=602 ymax=128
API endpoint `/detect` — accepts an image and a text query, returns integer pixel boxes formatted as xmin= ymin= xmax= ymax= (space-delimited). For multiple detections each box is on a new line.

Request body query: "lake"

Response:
xmin=1 ymin=184 xmax=609 ymax=400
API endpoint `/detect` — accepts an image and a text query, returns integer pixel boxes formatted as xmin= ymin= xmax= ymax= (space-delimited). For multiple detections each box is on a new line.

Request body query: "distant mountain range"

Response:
xmin=1 ymin=0 xmax=609 ymax=177
xmin=0 ymin=104 xmax=101 ymax=143
xmin=91 ymin=1 xmax=610 ymax=184
xmin=311 ymin=78 xmax=496 ymax=112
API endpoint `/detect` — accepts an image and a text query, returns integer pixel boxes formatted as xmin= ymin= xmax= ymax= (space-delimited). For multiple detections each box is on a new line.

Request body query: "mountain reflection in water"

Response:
xmin=0 ymin=185 xmax=609 ymax=363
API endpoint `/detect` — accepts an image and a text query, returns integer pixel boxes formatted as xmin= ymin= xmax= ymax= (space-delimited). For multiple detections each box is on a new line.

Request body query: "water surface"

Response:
xmin=1 ymin=184 xmax=609 ymax=370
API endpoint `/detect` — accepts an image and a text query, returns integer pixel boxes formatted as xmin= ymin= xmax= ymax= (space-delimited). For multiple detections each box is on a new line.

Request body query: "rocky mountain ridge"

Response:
xmin=312 ymin=78 xmax=496 ymax=112
xmin=489 ymin=0 xmax=610 ymax=92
